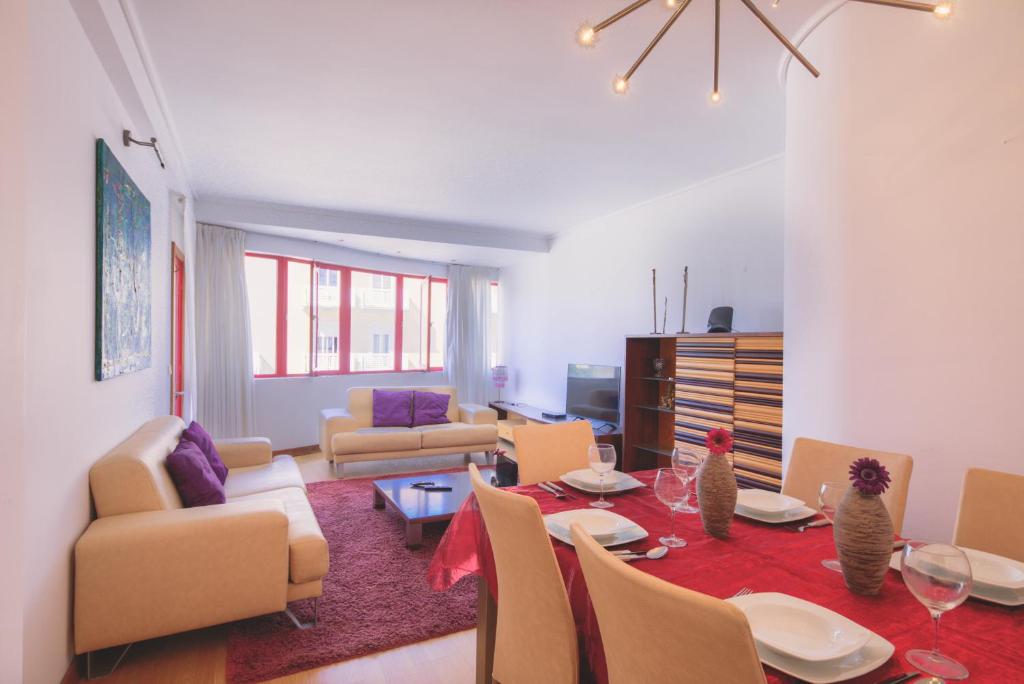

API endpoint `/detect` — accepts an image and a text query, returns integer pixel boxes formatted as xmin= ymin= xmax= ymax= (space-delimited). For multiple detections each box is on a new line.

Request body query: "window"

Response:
xmin=245 ymin=253 xmax=452 ymax=377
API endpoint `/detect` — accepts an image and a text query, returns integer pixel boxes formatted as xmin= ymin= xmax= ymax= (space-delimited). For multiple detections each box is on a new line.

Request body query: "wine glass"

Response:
xmin=818 ymin=481 xmax=845 ymax=572
xmin=588 ymin=444 xmax=617 ymax=509
xmin=654 ymin=468 xmax=689 ymax=548
xmin=900 ymin=541 xmax=973 ymax=680
xmin=671 ymin=448 xmax=701 ymax=514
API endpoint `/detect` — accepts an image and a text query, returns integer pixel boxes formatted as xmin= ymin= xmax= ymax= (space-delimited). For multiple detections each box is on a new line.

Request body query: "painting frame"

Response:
xmin=95 ymin=139 xmax=152 ymax=381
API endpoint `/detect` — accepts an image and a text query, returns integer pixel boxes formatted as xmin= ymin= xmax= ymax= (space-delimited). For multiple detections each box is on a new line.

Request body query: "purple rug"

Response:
xmin=225 ymin=471 xmax=477 ymax=683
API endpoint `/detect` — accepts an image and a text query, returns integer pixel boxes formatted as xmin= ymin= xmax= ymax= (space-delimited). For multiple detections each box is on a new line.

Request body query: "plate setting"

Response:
xmin=544 ymin=509 xmax=648 ymax=547
xmin=726 ymin=592 xmax=894 ymax=684
xmin=560 ymin=468 xmax=645 ymax=495
xmin=734 ymin=490 xmax=817 ymax=524
xmin=889 ymin=548 xmax=1024 ymax=607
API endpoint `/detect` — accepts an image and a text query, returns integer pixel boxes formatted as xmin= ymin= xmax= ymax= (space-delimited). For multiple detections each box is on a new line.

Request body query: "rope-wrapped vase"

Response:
xmin=696 ymin=453 xmax=737 ymax=538
xmin=834 ymin=458 xmax=895 ymax=596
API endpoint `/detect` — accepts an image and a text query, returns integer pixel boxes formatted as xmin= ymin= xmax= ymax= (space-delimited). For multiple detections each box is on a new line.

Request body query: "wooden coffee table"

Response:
xmin=372 ymin=468 xmax=495 ymax=548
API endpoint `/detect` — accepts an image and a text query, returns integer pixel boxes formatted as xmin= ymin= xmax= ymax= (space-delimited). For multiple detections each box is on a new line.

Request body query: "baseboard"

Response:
xmin=273 ymin=444 xmax=320 ymax=457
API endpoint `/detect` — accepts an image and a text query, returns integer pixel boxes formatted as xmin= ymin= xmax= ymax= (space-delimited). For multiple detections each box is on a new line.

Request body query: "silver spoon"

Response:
xmin=613 ymin=546 xmax=668 ymax=561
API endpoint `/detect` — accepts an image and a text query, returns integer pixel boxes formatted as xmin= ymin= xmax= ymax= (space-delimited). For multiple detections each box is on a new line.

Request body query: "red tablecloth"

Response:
xmin=428 ymin=470 xmax=1024 ymax=683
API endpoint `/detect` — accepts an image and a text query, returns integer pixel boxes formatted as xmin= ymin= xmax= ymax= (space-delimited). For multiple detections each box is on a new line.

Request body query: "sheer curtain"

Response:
xmin=195 ymin=223 xmax=255 ymax=437
xmin=445 ymin=265 xmax=493 ymax=405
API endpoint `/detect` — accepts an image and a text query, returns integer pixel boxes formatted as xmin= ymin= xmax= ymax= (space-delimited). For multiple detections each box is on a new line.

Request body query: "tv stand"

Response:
xmin=488 ymin=401 xmax=623 ymax=463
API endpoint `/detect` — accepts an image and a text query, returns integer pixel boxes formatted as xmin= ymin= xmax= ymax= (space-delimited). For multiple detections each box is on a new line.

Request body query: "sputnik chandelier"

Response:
xmin=575 ymin=0 xmax=955 ymax=102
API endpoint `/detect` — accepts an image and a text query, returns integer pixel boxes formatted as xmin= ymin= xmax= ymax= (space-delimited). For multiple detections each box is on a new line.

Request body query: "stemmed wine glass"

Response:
xmin=671 ymin=447 xmax=701 ymax=514
xmin=588 ymin=444 xmax=617 ymax=509
xmin=654 ymin=467 xmax=691 ymax=548
xmin=818 ymin=481 xmax=845 ymax=572
xmin=901 ymin=541 xmax=973 ymax=680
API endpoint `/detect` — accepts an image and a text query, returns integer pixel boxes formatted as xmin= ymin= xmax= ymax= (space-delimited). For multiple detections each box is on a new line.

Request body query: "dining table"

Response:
xmin=427 ymin=469 xmax=1024 ymax=684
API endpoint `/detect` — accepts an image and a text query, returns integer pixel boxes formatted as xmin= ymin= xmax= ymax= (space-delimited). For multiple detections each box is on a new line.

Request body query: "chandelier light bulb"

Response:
xmin=710 ymin=90 xmax=722 ymax=104
xmin=612 ymin=75 xmax=630 ymax=95
xmin=665 ymin=0 xmax=680 ymax=8
xmin=576 ymin=23 xmax=597 ymax=47
xmin=932 ymin=1 xmax=954 ymax=19
xmin=771 ymin=0 xmax=781 ymax=7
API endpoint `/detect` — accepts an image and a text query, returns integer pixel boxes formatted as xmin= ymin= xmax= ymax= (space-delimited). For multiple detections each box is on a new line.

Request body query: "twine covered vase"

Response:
xmin=833 ymin=487 xmax=894 ymax=595
xmin=696 ymin=454 xmax=737 ymax=538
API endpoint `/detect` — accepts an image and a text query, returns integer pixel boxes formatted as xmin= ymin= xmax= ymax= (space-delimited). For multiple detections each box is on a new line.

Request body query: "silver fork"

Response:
xmin=731 ymin=587 xmax=753 ymax=598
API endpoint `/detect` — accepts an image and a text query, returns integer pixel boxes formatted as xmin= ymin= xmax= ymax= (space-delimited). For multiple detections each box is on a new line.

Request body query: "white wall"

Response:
xmin=19 ymin=0 xmax=193 ymax=680
xmin=784 ymin=0 xmax=1024 ymax=541
xmin=501 ymin=157 xmax=785 ymax=412
xmin=243 ymin=233 xmax=452 ymax=448
xmin=0 ymin=1 xmax=28 ymax=681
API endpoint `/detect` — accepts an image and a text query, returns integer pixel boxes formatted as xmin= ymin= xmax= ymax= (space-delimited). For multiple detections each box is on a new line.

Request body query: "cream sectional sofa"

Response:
xmin=319 ymin=386 xmax=498 ymax=476
xmin=74 ymin=416 xmax=328 ymax=664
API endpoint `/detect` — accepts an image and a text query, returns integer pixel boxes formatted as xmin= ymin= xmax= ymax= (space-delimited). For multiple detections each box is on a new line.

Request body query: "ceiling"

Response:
xmin=131 ymin=0 xmax=817 ymax=257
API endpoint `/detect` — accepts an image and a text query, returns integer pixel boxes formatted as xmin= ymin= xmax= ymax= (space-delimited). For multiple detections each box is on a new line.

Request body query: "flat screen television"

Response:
xmin=566 ymin=363 xmax=621 ymax=425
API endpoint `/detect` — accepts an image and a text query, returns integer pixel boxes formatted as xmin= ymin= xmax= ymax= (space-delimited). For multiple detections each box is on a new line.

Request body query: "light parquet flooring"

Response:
xmin=80 ymin=448 xmax=503 ymax=683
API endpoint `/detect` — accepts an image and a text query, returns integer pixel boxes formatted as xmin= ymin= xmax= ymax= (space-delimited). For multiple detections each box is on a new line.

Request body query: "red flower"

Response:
xmin=848 ymin=457 xmax=891 ymax=495
xmin=705 ymin=428 xmax=733 ymax=456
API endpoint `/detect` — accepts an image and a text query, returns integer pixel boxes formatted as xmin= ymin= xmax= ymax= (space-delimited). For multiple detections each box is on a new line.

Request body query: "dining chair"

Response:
xmin=468 ymin=464 xmax=579 ymax=683
xmin=512 ymin=420 xmax=596 ymax=486
xmin=570 ymin=523 xmax=767 ymax=684
xmin=782 ymin=437 xmax=914 ymax=535
xmin=953 ymin=468 xmax=1024 ymax=563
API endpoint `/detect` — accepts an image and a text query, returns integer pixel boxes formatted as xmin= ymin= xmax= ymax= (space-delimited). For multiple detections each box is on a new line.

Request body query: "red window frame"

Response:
xmin=245 ymin=251 xmax=449 ymax=378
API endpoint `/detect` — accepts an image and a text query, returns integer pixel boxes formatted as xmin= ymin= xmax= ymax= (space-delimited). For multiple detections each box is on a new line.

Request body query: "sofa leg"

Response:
xmin=464 ymin=452 xmax=472 ymax=464
xmin=284 ymin=597 xmax=319 ymax=630
xmin=84 ymin=643 xmax=132 ymax=679
xmin=333 ymin=461 xmax=344 ymax=478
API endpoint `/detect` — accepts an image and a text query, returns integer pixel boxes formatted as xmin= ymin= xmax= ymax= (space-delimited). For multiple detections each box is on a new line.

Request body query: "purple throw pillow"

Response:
xmin=181 ymin=421 xmax=228 ymax=484
xmin=166 ymin=439 xmax=226 ymax=507
xmin=372 ymin=389 xmax=414 ymax=427
xmin=413 ymin=391 xmax=451 ymax=427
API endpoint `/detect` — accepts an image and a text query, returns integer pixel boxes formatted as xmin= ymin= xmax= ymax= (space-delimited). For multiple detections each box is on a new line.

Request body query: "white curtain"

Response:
xmin=445 ymin=265 xmax=493 ymax=405
xmin=195 ymin=223 xmax=255 ymax=437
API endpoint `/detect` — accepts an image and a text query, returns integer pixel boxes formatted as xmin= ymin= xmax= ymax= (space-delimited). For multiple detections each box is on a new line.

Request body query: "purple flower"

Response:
xmin=848 ymin=457 xmax=891 ymax=495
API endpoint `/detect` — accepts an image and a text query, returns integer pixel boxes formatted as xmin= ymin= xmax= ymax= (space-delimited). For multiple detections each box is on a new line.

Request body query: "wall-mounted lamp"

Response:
xmin=122 ymin=129 xmax=165 ymax=169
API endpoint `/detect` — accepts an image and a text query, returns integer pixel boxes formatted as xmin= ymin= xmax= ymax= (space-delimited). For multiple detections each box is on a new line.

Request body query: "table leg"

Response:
xmin=372 ymin=488 xmax=385 ymax=510
xmin=476 ymin=576 xmax=496 ymax=684
xmin=405 ymin=521 xmax=423 ymax=548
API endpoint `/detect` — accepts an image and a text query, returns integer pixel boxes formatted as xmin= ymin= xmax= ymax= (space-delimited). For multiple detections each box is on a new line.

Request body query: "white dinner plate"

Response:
xmin=749 ymin=632 xmax=895 ymax=684
xmin=726 ymin=592 xmax=873 ymax=663
xmin=736 ymin=489 xmax=807 ymax=515
xmin=560 ymin=469 xmax=645 ymax=494
xmin=889 ymin=550 xmax=1024 ymax=606
xmin=544 ymin=510 xmax=647 ymax=547
xmin=734 ymin=504 xmax=817 ymax=524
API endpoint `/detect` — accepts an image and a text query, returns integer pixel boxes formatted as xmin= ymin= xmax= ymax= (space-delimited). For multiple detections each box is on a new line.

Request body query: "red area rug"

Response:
xmin=225 ymin=471 xmax=477 ymax=683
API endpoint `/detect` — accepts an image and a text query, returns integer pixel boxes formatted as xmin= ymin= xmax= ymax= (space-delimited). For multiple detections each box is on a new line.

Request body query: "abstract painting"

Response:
xmin=95 ymin=139 xmax=151 ymax=380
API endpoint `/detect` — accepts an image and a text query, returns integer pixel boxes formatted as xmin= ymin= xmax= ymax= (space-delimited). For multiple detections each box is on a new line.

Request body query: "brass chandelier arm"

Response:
xmin=737 ymin=0 xmax=820 ymax=78
xmin=594 ymin=0 xmax=654 ymax=32
xmin=849 ymin=0 xmax=938 ymax=12
xmin=623 ymin=0 xmax=695 ymax=81
xmin=713 ymin=0 xmax=721 ymax=95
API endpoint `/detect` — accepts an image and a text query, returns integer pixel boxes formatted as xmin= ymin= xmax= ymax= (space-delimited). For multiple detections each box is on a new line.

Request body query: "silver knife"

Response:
xmin=537 ymin=482 xmax=564 ymax=498
xmin=544 ymin=481 xmax=576 ymax=499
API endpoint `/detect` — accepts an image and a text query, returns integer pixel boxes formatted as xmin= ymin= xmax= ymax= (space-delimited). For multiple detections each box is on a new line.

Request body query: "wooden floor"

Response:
xmin=81 ymin=449 xmax=500 ymax=683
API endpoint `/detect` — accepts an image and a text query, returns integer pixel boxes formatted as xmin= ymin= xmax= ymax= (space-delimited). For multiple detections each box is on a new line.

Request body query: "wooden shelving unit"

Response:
xmin=623 ymin=332 xmax=785 ymax=491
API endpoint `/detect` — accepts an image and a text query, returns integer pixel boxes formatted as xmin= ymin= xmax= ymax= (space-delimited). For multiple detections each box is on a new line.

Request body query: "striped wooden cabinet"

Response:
xmin=623 ymin=333 xmax=784 ymax=491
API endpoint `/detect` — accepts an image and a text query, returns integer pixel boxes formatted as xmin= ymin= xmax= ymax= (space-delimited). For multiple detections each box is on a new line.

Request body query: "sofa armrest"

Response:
xmin=74 ymin=501 xmax=289 ymax=654
xmin=320 ymin=408 xmax=361 ymax=456
xmin=215 ymin=437 xmax=273 ymax=469
xmin=460 ymin=403 xmax=498 ymax=425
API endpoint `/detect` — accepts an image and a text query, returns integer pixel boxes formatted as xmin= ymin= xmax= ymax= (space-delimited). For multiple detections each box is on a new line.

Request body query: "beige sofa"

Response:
xmin=319 ymin=386 xmax=498 ymax=476
xmin=74 ymin=416 xmax=328 ymax=663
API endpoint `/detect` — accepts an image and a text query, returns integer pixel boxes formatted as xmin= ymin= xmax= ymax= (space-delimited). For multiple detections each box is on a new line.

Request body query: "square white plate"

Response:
xmin=749 ymin=632 xmax=895 ymax=684
xmin=736 ymin=489 xmax=806 ymax=515
xmin=726 ymin=592 xmax=873 ymax=663
xmin=544 ymin=510 xmax=647 ymax=547
xmin=889 ymin=549 xmax=1024 ymax=606
xmin=560 ymin=469 xmax=645 ymax=494
xmin=735 ymin=504 xmax=817 ymax=524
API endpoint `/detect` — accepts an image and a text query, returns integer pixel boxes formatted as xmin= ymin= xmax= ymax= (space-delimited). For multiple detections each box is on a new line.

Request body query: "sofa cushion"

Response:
xmin=348 ymin=386 xmax=460 ymax=426
xmin=412 ymin=390 xmax=451 ymax=427
xmin=182 ymin=421 xmax=229 ymax=484
xmin=415 ymin=422 xmax=499 ymax=449
xmin=224 ymin=455 xmax=306 ymax=499
xmin=372 ymin=389 xmax=414 ymax=427
xmin=229 ymin=487 xmax=329 ymax=584
xmin=332 ymin=427 xmax=421 ymax=456
xmin=166 ymin=440 xmax=226 ymax=507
